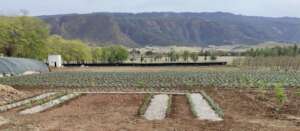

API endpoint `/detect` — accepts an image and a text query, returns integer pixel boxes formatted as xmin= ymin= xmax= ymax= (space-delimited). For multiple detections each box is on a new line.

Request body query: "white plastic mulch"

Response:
xmin=0 ymin=92 xmax=57 ymax=112
xmin=188 ymin=93 xmax=223 ymax=121
xmin=19 ymin=93 xmax=81 ymax=115
xmin=144 ymin=94 xmax=169 ymax=120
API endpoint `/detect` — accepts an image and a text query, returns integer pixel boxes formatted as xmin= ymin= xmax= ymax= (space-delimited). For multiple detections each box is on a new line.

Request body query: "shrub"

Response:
xmin=274 ymin=83 xmax=287 ymax=109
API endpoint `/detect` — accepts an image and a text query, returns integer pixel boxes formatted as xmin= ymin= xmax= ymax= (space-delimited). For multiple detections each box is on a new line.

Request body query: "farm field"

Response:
xmin=0 ymin=90 xmax=299 ymax=131
xmin=0 ymin=67 xmax=299 ymax=131
xmin=1 ymin=67 xmax=300 ymax=90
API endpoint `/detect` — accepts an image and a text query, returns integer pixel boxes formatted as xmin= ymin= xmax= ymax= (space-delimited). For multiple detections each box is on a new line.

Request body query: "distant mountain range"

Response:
xmin=40 ymin=12 xmax=300 ymax=47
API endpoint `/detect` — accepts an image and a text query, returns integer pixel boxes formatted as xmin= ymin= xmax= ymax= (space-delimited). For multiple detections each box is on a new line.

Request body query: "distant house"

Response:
xmin=48 ymin=55 xmax=63 ymax=67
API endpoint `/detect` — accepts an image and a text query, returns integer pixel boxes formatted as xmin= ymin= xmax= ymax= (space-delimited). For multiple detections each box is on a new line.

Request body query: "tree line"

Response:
xmin=0 ymin=16 xmax=129 ymax=63
xmin=243 ymin=45 xmax=299 ymax=57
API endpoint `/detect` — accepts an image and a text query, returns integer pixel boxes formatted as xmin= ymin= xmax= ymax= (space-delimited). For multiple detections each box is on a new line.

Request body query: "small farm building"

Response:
xmin=48 ymin=55 xmax=62 ymax=67
xmin=0 ymin=57 xmax=49 ymax=77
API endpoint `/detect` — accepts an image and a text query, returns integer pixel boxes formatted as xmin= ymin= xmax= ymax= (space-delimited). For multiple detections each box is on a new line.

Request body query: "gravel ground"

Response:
xmin=144 ymin=94 xmax=169 ymax=120
xmin=189 ymin=93 xmax=223 ymax=121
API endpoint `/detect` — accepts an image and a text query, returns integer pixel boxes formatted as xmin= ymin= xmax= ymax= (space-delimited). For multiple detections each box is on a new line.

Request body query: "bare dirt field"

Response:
xmin=1 ymin=89 xmax=299 ymax=131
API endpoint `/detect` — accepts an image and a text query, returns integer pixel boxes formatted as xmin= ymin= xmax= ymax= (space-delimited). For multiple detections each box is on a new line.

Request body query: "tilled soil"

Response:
xmin=0 ymin=90 xmax=299 ymax=131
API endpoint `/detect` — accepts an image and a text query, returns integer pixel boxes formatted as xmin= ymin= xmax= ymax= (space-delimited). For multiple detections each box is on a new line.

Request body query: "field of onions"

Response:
xmin=0 ymin=71 xmax=300 ymax=89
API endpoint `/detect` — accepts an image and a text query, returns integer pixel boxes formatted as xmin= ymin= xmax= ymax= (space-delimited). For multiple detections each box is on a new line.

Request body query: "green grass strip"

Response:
xmin=200 ymin=91 xmax=224 ymax=118
xmin=166 ymin=95 xmax=173 ymax=117
xmin=185 ymin=94 xmax=198 ymax=118
xmin=138 ymin=94 xmax=153 ymax=116
xmin=22 ymin=92 xmax=67 ymax=110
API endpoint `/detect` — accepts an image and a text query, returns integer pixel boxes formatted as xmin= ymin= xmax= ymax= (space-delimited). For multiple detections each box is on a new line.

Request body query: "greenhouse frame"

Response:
xmin=0 ymin=57 xmax=49 ymax=76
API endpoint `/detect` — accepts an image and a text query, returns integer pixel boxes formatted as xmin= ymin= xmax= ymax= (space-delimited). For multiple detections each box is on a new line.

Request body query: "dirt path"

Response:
xmin=169 ymin=95 xmax=194 ymax=119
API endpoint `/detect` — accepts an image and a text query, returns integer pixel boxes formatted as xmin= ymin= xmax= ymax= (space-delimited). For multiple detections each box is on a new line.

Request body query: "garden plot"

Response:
xmin=187 ymin=93 xmax=223 ymax=121
xmin=0 ymin=92 xmax=57 ymax=112
xmin=143 ymin=94 xmax=170 ymax=120
xmin=19 ymin=93 xmax=81 ymax=115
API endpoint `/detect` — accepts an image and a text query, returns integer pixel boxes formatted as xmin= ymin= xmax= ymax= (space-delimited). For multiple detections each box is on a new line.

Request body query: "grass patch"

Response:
xmin=20 ymin=92 xmax=66 ymax=110
xmin=166 ymin=95 xmax=173 ymax=117
xmin=138 ymin=94 xmax=153 ymax=116
xmin=185 ymin=94 xmax=198 ymax=118
xmin=200 ymin=91 xmax=224 ymax=118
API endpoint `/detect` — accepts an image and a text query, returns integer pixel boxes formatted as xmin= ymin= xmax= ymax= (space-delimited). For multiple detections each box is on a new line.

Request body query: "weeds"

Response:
xmin=200 ymin=91 xmax=224 ymax=118
xmin=138 ymin=94 xmax=153 ymax=116
xmin=166 ymin=95 xmax=173 ymax=117
xmin=186 ymin=94 xmax=198 ymax=118
xmin=296 ymin=89 xmax=300 ymax=96
xmin=274 ymin=83 xmax=287 ymax=111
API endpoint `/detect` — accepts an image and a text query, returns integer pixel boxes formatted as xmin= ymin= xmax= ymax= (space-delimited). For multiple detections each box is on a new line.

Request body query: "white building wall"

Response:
xmin=48 ymin=55 xmax=62 ymax=67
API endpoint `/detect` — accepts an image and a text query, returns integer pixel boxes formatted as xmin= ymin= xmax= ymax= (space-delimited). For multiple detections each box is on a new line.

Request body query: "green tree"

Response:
xmin=0 ymin=16 xmax=49 ymax=59
xmin=168 ymin=49 xmax=180 ymax=62
xmin=102 ymin=45 xmax=129 ymax=63
xmin=91 ymin=47 xmax=102 ymax=62
xmin=182 ymin=50 xmax=190 ymax=62
xmin=210 ymin=52 xmax=217 ymax=61
xmin=190 ymin=52 xmax=199 ymax=62
xmin=46 ymin=35 xmax=92 ymax=62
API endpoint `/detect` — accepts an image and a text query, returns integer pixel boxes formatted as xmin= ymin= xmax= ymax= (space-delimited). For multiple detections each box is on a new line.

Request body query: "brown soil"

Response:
xmin=0 ymin=84 xmax=26 ymax=106
xmin=0 ymin=90 xmax=299 ymax=131
xmin=169 ymin=95 xmax=194 ymax=119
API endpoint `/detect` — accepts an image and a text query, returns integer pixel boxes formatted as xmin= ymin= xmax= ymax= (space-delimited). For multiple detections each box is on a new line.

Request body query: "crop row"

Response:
xmin=0 ymin=71 xmax=300 ymax=88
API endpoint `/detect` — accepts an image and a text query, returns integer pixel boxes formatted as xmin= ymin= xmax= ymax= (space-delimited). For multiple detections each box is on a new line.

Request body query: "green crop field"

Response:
xmin=1 ymin=71 xmax=300 ymax=89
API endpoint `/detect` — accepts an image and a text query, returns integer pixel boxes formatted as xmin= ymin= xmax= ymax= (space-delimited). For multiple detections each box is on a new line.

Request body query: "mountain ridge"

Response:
xmin=40 ymin=12 xmax=300 ymax=47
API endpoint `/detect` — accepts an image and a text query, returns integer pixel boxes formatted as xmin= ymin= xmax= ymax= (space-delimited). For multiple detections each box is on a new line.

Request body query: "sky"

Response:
xmin=0 ymin=0 xmax=300 ymax=17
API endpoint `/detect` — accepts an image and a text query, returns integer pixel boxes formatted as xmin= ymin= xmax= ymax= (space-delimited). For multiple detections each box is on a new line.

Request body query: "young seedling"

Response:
xmin=137 ymin=80 xmax=145 ymax=89
xmin=274 ymin=83 xmax=287 ymax=111
xmin=296 ymin=89 xmax=300 ymax=96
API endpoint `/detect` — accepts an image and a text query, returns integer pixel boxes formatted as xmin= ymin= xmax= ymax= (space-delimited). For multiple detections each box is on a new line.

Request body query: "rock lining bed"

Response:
xmin=187 ymin=93 xmax=223 ymax=121
xmin=0 ymin=92 xmax=56 ymax=112
xmin=19 ymin=93 xmax=81 ymax=115
xmin=144 ymin=94 xmax=169 ymax=120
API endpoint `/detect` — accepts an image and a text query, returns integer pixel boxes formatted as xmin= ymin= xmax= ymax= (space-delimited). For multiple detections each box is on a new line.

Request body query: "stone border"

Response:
xmin=0 ymin=93 xmax=56 ymax=112
xmin=19 ymin=93 xmax=81 ymax=115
